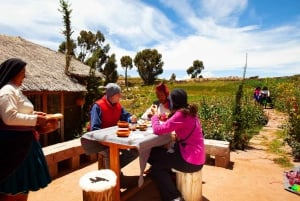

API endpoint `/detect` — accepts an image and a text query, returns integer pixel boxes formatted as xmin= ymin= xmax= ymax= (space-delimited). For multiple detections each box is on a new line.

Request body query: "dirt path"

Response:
xmin=200 ymin=109 xmax=300 ymax=201
xmin=29 ymin=109 xmax=300 ymax=201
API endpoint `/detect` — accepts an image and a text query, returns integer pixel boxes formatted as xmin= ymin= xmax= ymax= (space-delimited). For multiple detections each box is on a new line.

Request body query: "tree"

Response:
xmin=170 ymin=73 xmax=176 ymax=81
xmin=186 ymin=60 xmax=204 ymax=78
xmin=120 ymin=55 xmax=133 ymax=89
xmin=58 ymin=29 xmax=110 ymax=73
xmin=57 ymin=4 xmax=117 ymax=129
xmin=134 ymin=49 xmax=163 ymax=85
xmin=58 ymin=0 xmax=74 ymax=75
xmin=82 ymin=67 xmax=103 ymax=124
xmin=103 ymin=54 xmax=118 ymax=85
xmin=58 ymin=40 xmax=76 ymax=56
xmin=76 ymin=30 xmax=108 ymax=66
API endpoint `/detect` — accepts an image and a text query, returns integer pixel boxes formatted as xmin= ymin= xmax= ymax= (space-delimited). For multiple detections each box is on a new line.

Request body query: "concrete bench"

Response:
xmin=204 ymin=139 xmax=230 ymax=168
xmin=43 ymin=138 xmax=98 ymax=179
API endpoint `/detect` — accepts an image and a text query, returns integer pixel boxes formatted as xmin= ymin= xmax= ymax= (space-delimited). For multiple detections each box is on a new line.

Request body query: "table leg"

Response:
xmin=109 ymin=144 xmax=121 ymax=201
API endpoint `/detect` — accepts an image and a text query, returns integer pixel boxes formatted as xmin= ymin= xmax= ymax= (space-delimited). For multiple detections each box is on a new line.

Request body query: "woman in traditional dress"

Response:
xmin=0 ymin=58 xmax=53 ymax=201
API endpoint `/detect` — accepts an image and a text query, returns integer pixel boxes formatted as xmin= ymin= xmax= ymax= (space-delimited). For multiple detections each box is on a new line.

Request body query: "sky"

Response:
xmin=0 ymin=0 xmax=300 ymax=80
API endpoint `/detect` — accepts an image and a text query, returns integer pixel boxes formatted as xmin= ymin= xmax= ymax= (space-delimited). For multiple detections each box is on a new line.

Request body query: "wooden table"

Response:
xmin=80 ymin=126 xmax=171 ymax=201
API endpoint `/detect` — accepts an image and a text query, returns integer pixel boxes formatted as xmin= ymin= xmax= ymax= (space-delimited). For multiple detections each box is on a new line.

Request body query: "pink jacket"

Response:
xmin=151 ymin=111 xmax=206 ymax=165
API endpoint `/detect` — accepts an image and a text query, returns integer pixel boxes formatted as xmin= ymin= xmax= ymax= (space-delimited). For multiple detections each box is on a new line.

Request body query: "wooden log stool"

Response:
xmin=79 ymin=169 xmax=117 ymax=201
xmin=172 ymin=169 xmax=202 ymax=201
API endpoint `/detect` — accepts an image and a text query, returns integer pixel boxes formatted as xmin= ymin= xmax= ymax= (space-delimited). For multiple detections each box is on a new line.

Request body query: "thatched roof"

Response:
xmin=0 ymin=34 xmax=103 ymax=92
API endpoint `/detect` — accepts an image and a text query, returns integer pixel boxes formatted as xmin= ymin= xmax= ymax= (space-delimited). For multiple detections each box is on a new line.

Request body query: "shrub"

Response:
xmin=198 ymin=95 xmax=267 ymax=150
xmin=285 ymin=95 xmax=300 ymax=159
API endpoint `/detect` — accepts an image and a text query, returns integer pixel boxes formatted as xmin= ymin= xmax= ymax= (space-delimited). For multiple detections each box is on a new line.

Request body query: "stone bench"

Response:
xmin=204 ymin=139 xmax=230 ymax=168
xmin=43 ymin=138 xmax=98 ymax=179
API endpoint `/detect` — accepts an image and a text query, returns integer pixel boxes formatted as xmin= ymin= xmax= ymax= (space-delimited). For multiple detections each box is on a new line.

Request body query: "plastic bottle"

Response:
xmin=291 ymin=184 xmax=300 ymax=192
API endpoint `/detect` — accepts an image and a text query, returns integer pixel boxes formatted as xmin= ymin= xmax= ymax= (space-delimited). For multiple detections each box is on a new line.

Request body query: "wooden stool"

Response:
xmin=98 ymin=151 xmax=110 ymax=169
xmin=79 ymin=169 xmax=117 ymax=201
xmin=173 ymin=169 xmax=202 ymax=201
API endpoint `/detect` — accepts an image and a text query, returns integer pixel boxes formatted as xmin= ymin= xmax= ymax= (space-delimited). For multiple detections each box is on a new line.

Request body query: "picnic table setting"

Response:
xmin=80 ymin=118 xmax=172 ymax=201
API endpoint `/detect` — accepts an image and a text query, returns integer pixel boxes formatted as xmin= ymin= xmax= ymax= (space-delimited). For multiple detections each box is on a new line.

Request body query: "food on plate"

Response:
xmin=117 ymin=121 xmax=130 ymax=137
xmin=117 ymin=121 xmax=129 ymax=128
xmin=137 ymin=124 xmax=147 ymax=131
xmin=116 ymin=130 xmax=130 ymax=137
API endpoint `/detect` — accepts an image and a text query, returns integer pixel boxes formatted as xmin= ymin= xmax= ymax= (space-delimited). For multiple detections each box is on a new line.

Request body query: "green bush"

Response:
xmin=198 ymin=95 xmax=267 ymax=150
xmin=198 ymin=97 xmax=234 ymax=141
xmin=285 ymin=94 xmax=300 ymax=159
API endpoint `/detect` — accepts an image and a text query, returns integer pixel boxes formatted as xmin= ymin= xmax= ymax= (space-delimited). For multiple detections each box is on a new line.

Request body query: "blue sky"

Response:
xmin=0 ymin=0 xmax=300 ymax=80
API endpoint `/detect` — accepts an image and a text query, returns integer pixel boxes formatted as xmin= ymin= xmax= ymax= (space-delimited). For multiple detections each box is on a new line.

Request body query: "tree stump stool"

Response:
xmin=79 ymin=169 xmax=117 ymax=201
xmin=172 ymin=169 xmax=202 ymax=201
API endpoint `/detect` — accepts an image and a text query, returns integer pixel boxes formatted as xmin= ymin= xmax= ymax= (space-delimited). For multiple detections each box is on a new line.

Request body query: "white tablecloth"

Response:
xmin=80 ymin=126 xmax=171 ymax=187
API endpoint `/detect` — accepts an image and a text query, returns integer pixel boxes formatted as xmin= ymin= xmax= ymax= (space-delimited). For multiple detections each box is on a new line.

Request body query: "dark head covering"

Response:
xmin=170 ymin=88 xmax=188 ymax=110
xmin=0 ymin=58 xmax=26 ymax=89
xmin=155 ymin=83 xmax=169 ymax=96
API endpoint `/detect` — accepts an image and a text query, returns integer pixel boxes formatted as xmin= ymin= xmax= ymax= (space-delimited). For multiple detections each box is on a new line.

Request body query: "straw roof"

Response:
xmin=0 ymin=34 xmax=104 ymax=92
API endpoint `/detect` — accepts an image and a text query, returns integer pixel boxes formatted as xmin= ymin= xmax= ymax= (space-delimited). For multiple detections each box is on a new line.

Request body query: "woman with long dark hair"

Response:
xmin=148 ymin=88 xmax=205 ymax=201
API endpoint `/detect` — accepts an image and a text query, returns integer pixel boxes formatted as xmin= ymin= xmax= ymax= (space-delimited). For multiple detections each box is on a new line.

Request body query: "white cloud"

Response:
xmin=199 ymin=0 xmax=248 ymax=25
xmin=0 ymin=0 xmax=299 ymax=78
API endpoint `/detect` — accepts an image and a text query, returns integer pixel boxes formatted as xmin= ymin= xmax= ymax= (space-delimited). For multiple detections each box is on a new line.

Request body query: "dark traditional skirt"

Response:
xmin=0 ymin=130 xmax=51 ymax=194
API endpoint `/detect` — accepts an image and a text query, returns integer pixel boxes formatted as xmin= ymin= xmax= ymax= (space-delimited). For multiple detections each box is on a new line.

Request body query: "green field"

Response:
xmin=118 ymin=75 xmax=300 ymax=159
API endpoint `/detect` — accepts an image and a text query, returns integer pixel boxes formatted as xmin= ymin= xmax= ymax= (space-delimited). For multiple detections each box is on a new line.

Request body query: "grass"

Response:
xmin=121 ymin=79 xmax=241 ymax=115
xmin=273 ymin=156 xmax=293 ymax=169
xmin=269 ymin=139 xmax=284 ymax=154
xmin=117 ymin=76 xmax=299 ymax=158
xmin=266 ymin=130 xmax=294 ymax=168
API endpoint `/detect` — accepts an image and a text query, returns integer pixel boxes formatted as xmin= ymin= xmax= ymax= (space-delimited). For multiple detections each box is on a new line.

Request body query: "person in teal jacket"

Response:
xmin=148 ymin=88 xmax=205 ymax=201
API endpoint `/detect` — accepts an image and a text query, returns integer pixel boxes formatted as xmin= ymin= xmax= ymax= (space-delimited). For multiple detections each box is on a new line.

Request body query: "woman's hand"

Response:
xmin=33 ymin=111 xmax=46 ymax=116
xmin=36 ymin=114 xmax=47 ymax=126
xmin=147 ymin=104 xmax=157 ymax=119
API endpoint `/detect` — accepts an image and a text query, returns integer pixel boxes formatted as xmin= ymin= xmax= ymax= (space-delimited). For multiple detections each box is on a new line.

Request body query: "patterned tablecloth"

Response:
xmin=80 ymin=126 xmax=171 ymax=187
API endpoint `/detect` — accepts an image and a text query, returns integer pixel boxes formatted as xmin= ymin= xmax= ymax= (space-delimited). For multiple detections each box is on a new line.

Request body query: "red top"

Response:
xmin=94 ymin=96 xmax=122 ymax=129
